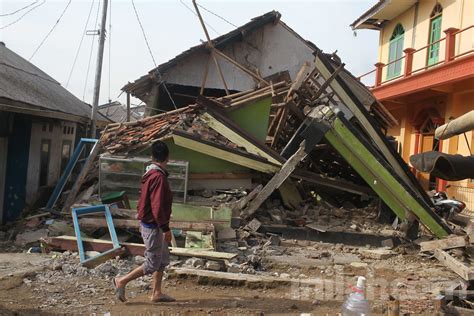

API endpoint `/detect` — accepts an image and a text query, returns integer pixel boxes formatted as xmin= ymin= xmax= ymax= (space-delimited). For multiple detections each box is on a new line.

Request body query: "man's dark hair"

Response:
xmin=151 ymin=141 xmax=169 ymax=162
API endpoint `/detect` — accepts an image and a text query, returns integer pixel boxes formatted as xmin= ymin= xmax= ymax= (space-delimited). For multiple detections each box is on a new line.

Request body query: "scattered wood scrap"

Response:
xmin=434 ymin=249 xmax=474 ymax=281
xmin=420 ymin=235 xmax=471 ymax=252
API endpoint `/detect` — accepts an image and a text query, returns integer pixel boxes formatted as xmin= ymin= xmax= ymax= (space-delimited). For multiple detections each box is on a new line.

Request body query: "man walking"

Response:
xmin=113 ymin=141 xmax=175 ymax=303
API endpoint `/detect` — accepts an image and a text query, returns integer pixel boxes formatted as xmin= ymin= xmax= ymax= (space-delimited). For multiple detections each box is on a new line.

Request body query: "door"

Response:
xmin=428 ymin=15 xmax=442 ymax=66
xmin=39 ymin=139 xmax=51 ymax=187
xmin=0 ymin=137 xmax=7 ymax=224
xmin=387 ymin=24 xmax=405 ymax=79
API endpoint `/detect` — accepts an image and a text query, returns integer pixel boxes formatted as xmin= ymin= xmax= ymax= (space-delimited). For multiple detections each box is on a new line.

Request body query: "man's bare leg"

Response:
xmin=150 ymin=271 xmax=164 ymax=300
xmin=114 ymin=265 xmax=145 ymax=301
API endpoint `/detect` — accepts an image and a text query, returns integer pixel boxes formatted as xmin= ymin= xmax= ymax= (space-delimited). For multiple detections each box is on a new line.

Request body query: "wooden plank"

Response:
xmin=434 ymin=249 xmax=474 ymax=281
xmin=291 ymin=168 xmax=373 ymax=196
xmin=78 ymin=217 xmax=214 ymax=231
xmin=43 ymin=236 xmax=236 ymax=260
xmin=242 ymin=142 xmax=307 ymax=218
xmin=285 ymin=62 xmax=310 ymax=101
xmin=172 ymin=134 xmax=280 ymax=173
xmin=271 ymin=106 xmax=288 ymax=147
xmin=62 ymin=141 xmax=102 ymax=213
xmin=211 ymin=50 xmax=230 ymax=95
xmin=230 ymin=184 xmax=263 ymax=212
xmin=420 ymin=235 xmax=469 ymax=252
xmin=82 ymin=247 xmax=125 ymax=268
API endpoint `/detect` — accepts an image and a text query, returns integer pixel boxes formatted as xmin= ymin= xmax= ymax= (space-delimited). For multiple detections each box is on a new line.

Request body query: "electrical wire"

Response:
xmin=197 ymin=3 xmax=237 ymax=28
xmin=0 ymin=0 xmax=45 ymax=30
xmin=0 ymin=1 xmax=38 ymax=17
xmin=178 ymin=0 xmax=220 ymax=36
xmin=82 ymin=0 xmax=102 ymax=101
xmin=65 ymin=0 xmax=96 ymax=88
xmin=131 ymin=0 xmax=177 ymax=109
xmin=29 ymin=0 xmax=72 ymax=61
xmin=107 ymin=0 xmax=112 ymax=102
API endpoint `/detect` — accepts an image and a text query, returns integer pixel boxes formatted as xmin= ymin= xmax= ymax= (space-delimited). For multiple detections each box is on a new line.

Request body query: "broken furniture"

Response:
xmin=45 ymin=138 xmax=99 ymax=211
xmin=71 ymin=204 xmax=123 ymax=268
xmin=99 ymin=154 xmax=189 ymax=205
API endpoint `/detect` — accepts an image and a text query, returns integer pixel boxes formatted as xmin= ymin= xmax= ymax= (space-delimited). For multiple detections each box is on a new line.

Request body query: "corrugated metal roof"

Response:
xmin=0 ymin=43 xmax=100 ymax=120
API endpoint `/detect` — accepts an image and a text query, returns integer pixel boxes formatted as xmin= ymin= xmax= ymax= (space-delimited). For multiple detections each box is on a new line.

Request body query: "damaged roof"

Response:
xmin=0 ymin=42 xmax=104 ymax=122
xmin=121 ymin=11 xmax=282 ymax=97
xmin=350 ymin=0 xmax=417 ymax=30
xmin=100 ymin=91 xmax=285 ymax=173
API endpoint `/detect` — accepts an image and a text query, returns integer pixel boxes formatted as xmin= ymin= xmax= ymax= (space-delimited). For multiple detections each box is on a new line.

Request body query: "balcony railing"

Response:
xmin=358 ymin=25 xmax=474 ymax=88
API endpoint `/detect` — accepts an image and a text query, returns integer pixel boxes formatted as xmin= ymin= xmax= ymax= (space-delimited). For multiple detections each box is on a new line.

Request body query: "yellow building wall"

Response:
xmin=377 ymin=0 xmax=472 ymax=82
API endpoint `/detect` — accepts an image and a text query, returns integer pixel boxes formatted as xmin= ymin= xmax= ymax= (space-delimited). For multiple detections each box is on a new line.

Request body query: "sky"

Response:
xmin=0 ymin=0 xmax=379 ymax=106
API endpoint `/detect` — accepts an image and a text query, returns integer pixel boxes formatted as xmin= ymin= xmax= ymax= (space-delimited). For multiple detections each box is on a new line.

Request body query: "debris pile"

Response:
xmin=3 ymin=49 xmax=474 ymax=315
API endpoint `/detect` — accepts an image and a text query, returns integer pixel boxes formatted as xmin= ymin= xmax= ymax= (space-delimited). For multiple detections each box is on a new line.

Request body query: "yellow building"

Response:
xmin=352 ymin=0 xmax=474 ymax=209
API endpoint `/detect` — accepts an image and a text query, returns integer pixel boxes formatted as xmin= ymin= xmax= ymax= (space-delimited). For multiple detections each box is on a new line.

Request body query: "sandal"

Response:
xmin=112 ymin=277 xmax=126 ymax=302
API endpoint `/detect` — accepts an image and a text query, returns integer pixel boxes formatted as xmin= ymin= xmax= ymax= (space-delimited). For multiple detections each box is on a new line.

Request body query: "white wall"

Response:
xmin=162 ymin=21 xmax=316 ymax=90
xmin=25 ymin=120 xmax=76 ymax=204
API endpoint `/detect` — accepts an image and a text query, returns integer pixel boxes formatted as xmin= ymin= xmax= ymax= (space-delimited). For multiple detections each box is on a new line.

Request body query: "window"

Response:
xmin=428 ymin=4 xmax=443 ymax=66
xmin=60 ymin=140 xmax=72 ymax=173
xmin=387 ymin=24 xmax=405 ymax=79
xmin=39 ymin=140 xmax=51 ymax=187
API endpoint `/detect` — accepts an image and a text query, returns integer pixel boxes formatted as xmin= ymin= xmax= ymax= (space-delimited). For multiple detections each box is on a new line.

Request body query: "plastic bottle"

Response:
xmin=341 ymin=276 xmax=370 ymax=316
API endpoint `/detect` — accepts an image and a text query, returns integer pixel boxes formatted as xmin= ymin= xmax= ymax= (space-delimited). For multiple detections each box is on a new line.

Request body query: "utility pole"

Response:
xmin=126 ymin=92 xmax=130 ymax=122
xmin=90 ymin=0 xmax=109 ymax=138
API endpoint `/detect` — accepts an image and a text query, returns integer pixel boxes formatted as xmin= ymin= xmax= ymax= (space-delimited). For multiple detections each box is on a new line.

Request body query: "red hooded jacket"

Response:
xmin=137 ymin=164 xmax=173 ymax=232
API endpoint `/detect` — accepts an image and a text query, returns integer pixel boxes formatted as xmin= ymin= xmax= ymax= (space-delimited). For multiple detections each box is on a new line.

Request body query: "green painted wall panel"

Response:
xmin=227 ymin=97 xmax=272 ymax=142
xmin=141 ymin=97 xmax=271 ymax=174
xmin=142 ymin=140 xmax=249 ymax=173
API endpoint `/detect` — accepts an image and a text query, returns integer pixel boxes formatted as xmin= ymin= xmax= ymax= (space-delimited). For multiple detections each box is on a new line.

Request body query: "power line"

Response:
xmin=82 ymin=0 xmax=102 ymax=101
xmin=178 ymin=0 xmax=220 ymax=36
xmin=66 ymin=0 xmax=96 ymax=88
xmin=29 ymin=0 xmax=72 ymax=61
xmin=197 ymin=3 xmax=238 ymax=28
xmin=107 ymin=0 xmax=112 ymax=102
xmin=0 ymin=0 xmax=45 ymax=30
xmin=131 ymin=0 xmax=177 ymax=109
xmin=0 ymin=0 xmax=38 ymax=17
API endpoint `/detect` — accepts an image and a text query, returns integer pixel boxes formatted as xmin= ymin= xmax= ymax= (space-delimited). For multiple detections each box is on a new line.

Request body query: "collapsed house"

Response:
xmin=10 ymin=10 xmax=472 ymax=314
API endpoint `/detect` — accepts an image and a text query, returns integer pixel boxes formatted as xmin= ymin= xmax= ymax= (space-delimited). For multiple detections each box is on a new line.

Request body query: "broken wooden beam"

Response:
xmin=82 ymin=247 xmax=126 ymax=268
xmin=420 ymin=235 xmax=471 ymax=252
xmin=434 ymin=249 xmax=474 ymax=281
xmin=43 ymin=236 xmax=237 ymax=260
xmin=242 ymin=141 xmax=307 ymax=218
